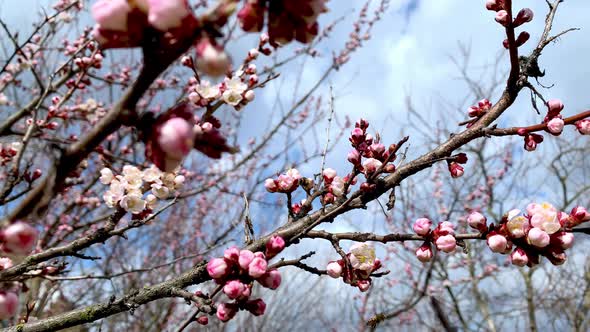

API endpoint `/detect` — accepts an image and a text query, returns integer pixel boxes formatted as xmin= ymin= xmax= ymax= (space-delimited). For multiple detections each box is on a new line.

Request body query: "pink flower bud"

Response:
xmin=147 ymin=0 xmax=190 ymax=31
xmin=485 ymin=0 xmax=504 ymax=11
xmin=265 ymin=235 xmax=285 ymax=258
xmin=207 ymin=258 xmax=229 ymax=279
xmin=546 ymin=117 xmax=564 ymax=135
xmin=546 ymin=247 xmax=567 ymax=266
xmin=245 ymin=298 xmax=266 ymax=316
xmin=416 ymin=243 xmax=433 ymax=262
xmin=357 ymin=279 xmax=371 ymax=292
xmin=239 ymin=250 xmax=255 ymax=270
xmin=495 ymin=10 xmax=510 ymax=27
xmin=547 ymin=99 xmax=564 ymax=114
xmin=571 ymin=206 xmax=590 ymax=222
xmin=237 ymin=1 xmax=265 ymax=32
xmin=91 ymin=0 xmax=130 ymax=31
xmin=487 ymin=234 xmax=508 ymax=253
xmin=510 ymin=248 xmax=529 ymax=266
xmin=326 ymin=261 xmax=343 ymax=278
xmin=435 ymin=234 xmax=456 ymax=253
xmin=216 ymin=302 xmax=237 ymax=322
xmin=513 ymin=8 xmax=534 ymax=27
xmin=448 ymin=162 xmax=464 ymax=178
xmin=413 ymin=218 xmax=432 ymax=236
xmin=439 ymin=221 xmax=455 ymax=235
xmin=575 ymin=119 xmax=590 ymax=135
xmin=2 ymin=222 xmax=38 ymax=255
xmin=527 ymin=228 xmax=550 ymax=248
xmin=196 ymin=38 xmax=231 ymax=77
xmin=322 ymin=168 xmax=337 ymax=183
xmin=223 ymin=246 xmax=240 ymax=262
xmin=157 ymin=117 xmax=194 ymax=159
xmin=248 ymin=257 xmax=267 ymax=278
xmin=552 ymin=231 xmax=574 ymax=249
xmin=362 ymin=158 xmax=382 ymax=175
xmin=350 ymin=127 xmax=365 ymax=145
xmin=0 ymin=291 xmax=18 ymax=319
xmin=264 ymin=179 xmax=278 ymax=193
xmin=223 ymin=280 xmax=246 ymax=299
xmin=467 ymin=212 xmax=487 ymax=232
xmin=181 ymin=55 xmax=193 ymax=67
xmin=244 ymin=90 xmax=255 ymax=101
xmin=0 ymin=257 xmax=13 ymax=270
xmin=515 ymin=31 xmax=530 ymax=47
xmin=347 ymin=150 xmax=361 ymax=165
xmin=197 ymin=316 xmax=208 ymax=325
xmin=254 ymin=251 xmax=266 ymax=259
xmin=258 ymin=269 xmax=281 ymax=289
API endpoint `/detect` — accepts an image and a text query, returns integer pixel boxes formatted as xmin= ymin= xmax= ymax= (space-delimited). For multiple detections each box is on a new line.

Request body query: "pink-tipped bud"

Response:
xmin=513 ymin=8 xmax=534 ymax=27
xmin=350 ymin=127 xmax=365 ymax=145
xmin=448 ymin=162 xmax=464 ymax=178
xmin=547 ymin=99 xmax=564 ymax=114
xmin=216 ymin=302 xmax=237 ymax=322
xmin=510 ymin=248 xmax=529 ymax=266
xmin=196 ymin=38 xmax=231 ymax=77
xmin=197 ymin=316 xmax=209 ymax=325
xmin=467 ymin=212 xmax=488 ymax=232
xmin=413 ymin=218 xmax=432 ymax=236
xmin=357 ymin=279 xmax=371 ymax=292
xmin=347 ymin=149 xmax=361 ymax=165
xmin=244 ymin=90 xmax=255 ymax=102
xmin=248 ymin=257 xmax=267 ymax=278
xmin=575 ymin=119 xmax=590 ymax=135
xmin=326 ymin=261 xmax=343 ymax=278
xmin=553 ymin=231 xmax=574 ymax=250
xmin=223 ymin=246 xmax=240 ymax=262
xmin=571 ymin=206 xmax=590 ymax=222
xmin=238 ymin=250 xmax=255 ymax=270
xmin=435 ymin=234 xmax=456 ymax=253
xmin=546 ymin=117 xmax=565 ymax=135
xmin=416 ymin=243 xmax=433 ymax=262
xmin=495 ymin=10 xmax=510 ymax=27
xmin=0 ymin=291 xmax=18 ymax=319
xmin=245 ymin=298 xmax=266 ymax=316
xmin=439 ymin=221 xmax=456 ymax=235
xmin=207 ymin=258 xmax=229 ymax=279
xmin=181 ymin=55 xmax=193 ymax=68
xmin=258 ymin=269 xmax=281 ymax=289
xmin=527 ymin=228 xmax=550 ymax=248
xmin=2 ymin=222 xmax=38 ymax=255
xmin=485 ymin=0 xmax=504 ymax=11
xmin=264 ymin=178 xmax=278 ymax=193
xmin=515 ymin=31 xmax=530 ymax=47
xmin=362 ymin=158 xmax=382 ymax=175
xmin=322 ymin=168 xmax=337 ymax=183
xmin=487 ymin=234 xmax=508 ymax=253
xmin=157 ymin=118 xmax=194 ymax=159
xmin=223 ymin=280 xmax=246 ymax=300
xmin=0 ymin=258 xmax=13 ymax=270
xmin=265 ymin=235 xmax=285 ymax=258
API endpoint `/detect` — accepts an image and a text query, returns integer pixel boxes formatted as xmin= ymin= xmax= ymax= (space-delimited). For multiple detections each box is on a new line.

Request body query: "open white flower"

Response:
xmin=122 ymin=165 xmax=143 ymax=189
xmin=224 ymin=76 xmax=247 ymax=94
xmin=151 ymin=183 xmax=170 ymax=199
xmin=142 ymin=166 xmax=162 ymax=183
xmin=349 ymin=243 xmax=376 ymax=272
xmin=119 ymin=194 xmax=146 ymax=214
xmin=99 ymin=168 xmax=114 ymax=184
xmin=146 ymin=194 xmax=158 ymax=210
xmin=222 ymin=90 xmax=243 ymax=106
xmin=196 ymin=80 xmax=220 ymax=100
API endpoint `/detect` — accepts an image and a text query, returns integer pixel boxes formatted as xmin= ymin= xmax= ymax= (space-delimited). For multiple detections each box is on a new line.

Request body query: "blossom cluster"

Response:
xmin=413 ymin=219 xmax=457 ymax=262
xmin=0 ymin=221 xmax=39 ymax=319
xmin=325 ymin=243 xmax=383 ymax=292
xmin=237 ymin=0 xmax=329 ymax=45
xmin=320 ymin=168 xmax=347 ymax=204
xmin=0 ymin=143 xmax=22 ymax=166
xmin=464 ymin=99 xmax=492 ymax=128
xmin=206 ymin=236 xmax=286 ymax=322
xmin=101 ymin=165 xmax=184 ymax=214
xmin=468 ymin=202 xmax=589 ymax=266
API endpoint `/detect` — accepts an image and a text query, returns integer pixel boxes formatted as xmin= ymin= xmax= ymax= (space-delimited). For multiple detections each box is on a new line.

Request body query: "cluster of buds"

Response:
xmin=206 ymin=236 xmax=286 ymax=322
xmin=464 ymin=99 xmax=492 ymax=127
xmin=466 ymin=202 xmax=589 ymax=267
xmin=237 ymin=0 xmax=329 ymax=45
xmin=0 ymin=142 xmax=22 ymax=166
xmin=143 ymin=103 xmax=235 ymax=171
xmin=447 ymin=153 xmax=468 ymax=179
xmin=73 ymin=52 xmax=104 ymax=71
xmin=101 ymin=165 xmax=185 ymax=214
xmin=347 ymin=119 xmax=396 ymax=191
xmin=326 ymin=243 xmax=383 ymax=292
xmin=486 ymin=1 xmax=533 ymax=48
xmin=264 ymin=168 xmax=302 ymax=194
xmin=91 ymin=0 xmax=199 ymax=50
xmin=321 ymin=168 xmax=347 ymax=204
xmin=412 ymin=218 xmax=457 ymax=262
